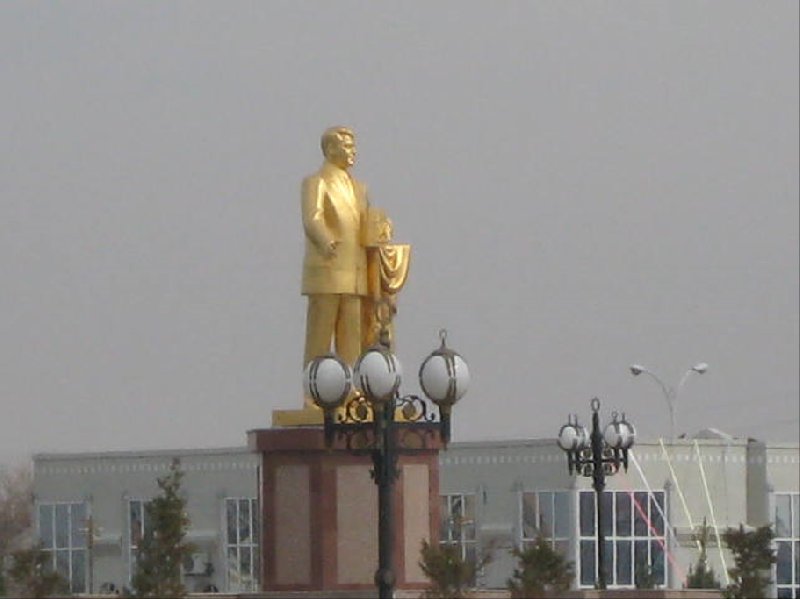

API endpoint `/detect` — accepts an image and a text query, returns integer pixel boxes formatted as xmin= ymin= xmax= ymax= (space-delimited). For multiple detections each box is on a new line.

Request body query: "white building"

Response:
xmin=32 ymin=433 xmax=799 ymax=597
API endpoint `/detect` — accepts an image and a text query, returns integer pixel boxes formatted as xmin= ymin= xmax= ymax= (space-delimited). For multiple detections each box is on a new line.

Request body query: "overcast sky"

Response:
xmin=1 ymin=2 xmax=797 ymax=465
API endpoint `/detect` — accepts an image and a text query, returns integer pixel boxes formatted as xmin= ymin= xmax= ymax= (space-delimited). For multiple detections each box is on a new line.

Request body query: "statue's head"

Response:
xmin=321 ymin=126 xmax=356 ymax=170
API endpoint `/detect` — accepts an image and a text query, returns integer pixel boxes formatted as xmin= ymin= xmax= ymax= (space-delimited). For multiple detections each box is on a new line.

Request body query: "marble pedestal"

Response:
xmin=247 ymin=426 xmax=441 ymax=593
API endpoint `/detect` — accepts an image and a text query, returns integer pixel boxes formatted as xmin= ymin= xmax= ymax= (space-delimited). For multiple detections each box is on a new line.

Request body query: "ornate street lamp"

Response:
xmin=557 ymin=398 xmax=635 ymax=590
xmin=303 ymin=328 xmax=469 ymax=599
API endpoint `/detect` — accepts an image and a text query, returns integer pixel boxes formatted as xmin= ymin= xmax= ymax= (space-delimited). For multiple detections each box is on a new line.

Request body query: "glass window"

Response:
xmin=774 ymin=493 xmax=800 ymax=598
xmin=794 ymin=494 xmax=800 ymax=537
xmin=776 ymin=495 xmax=792 ymax=537
xmin=440 ymin=493 xmax=479 ymax=586
xmin=37 ymin=502 xmax=87 ymax=594
xmin=554 ymin=492 xmax=570 ymax=538
xmin=650 ymin=494 xmax=664 ymax=536
xmin=777 ymin=541 xmax=792 ymax=585
xmin=634 ymin=492 xmax=648 ymax=536
xmin=616 ymin=540 xmax=632 ymax=585
xmin=521 ymin=493 xmax=537 ymax=539
xmin=55 ymin=504 xmax=69 ymax=548
xmin=519 ymin=491 xmax=570 ymax=554
xmin=539 ymin=492 xmax=554 ymax=537
xmin=580 ymin=492 xmax=594 ymax=537
xmin=225 ymin=497 xmax=259 ymax=592
xmin=580 ymin=540 xmax=595 ymax=586
xmin=70 ymin=503 xmax=87 ymax=547
xmin=600 ymin=492 xmax=613 ymax=537
xmin=616 ymin=493 xmax=631 ymax=537
xmin=39 ymin=504 xmax=54 ymax=547
xmin=579 ymin=490 xmax=666 ymax=589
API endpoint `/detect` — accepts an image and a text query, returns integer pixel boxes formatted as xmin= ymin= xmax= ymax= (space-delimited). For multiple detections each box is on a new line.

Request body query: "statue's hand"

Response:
xmin=324 ymin=240 xmax=339 ymax=258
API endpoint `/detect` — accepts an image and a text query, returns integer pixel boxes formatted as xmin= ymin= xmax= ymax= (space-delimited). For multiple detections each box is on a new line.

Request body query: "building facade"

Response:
xmin=32 ymin=434 xmax=799 ymax=596
xmin=33 ymin=447 xmax=259 ymax=595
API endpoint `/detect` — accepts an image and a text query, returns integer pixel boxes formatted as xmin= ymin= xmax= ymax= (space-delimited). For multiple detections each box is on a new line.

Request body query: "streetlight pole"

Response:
xmin=304 ymin=328 xmax=469 ymax=599
xmin=630 ymin=363 xmax=708 ymax=440
xmin=557 ymin=398 xmax=635 ymax=590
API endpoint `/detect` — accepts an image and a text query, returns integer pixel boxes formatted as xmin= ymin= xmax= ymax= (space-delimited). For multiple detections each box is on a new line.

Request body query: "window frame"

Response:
xmin=223 ymin=497 xmax=259 ymax=592
xmin=577 ymin=489 xmax=667 ymax=590
xmin=518 ymin=489 xmax=571 ymax=558
xmin=774 ymin=492 xmax=800 ymax=598
xmin=126 ymin=497 xmax=151 ymax=585
xmin=36 ymin=500 xmax=88 ymax=594
xmin=439 ymin=492 xmax=479 ymax=582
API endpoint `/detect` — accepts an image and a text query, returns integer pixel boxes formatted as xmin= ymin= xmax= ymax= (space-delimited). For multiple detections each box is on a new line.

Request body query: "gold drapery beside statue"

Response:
xmin=362 ymin=206 xmax=411 ymax=350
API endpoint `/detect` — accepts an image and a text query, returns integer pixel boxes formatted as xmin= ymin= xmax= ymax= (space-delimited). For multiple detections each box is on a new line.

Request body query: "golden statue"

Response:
xmin=301 ymin=126 xmax=369 ymax=367
xmin=273 ymin=126 xmax=410 ymax=425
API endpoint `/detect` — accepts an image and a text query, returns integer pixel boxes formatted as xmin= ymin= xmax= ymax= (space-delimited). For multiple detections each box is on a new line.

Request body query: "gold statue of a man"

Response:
xmin=275 ymin=126 xmax=411 ymax=424
xmin=301 ymin=126 xmax=369 ymax=366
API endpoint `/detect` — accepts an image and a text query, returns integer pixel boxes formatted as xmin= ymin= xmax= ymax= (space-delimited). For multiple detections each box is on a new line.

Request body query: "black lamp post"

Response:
xmin=557 ymin=397 xmax=635 ymax=590
xmin=303 ymin=329 xmax=469 ymax=599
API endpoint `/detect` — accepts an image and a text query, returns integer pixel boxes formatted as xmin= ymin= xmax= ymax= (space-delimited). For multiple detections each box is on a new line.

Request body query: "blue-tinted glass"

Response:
xmin=238 ymin=498 xmax=251 ymax=543
xmin=56 ymin=549 xmax=70 ymax=579
xmin=651 ymin=540 xmax=665 ymax=584
xmin=129 ymin=501 xmax=143 ymax=548
xmin=540 ymin=492 xmax=554 ymax=537
xmin=776 ymin=495 xmax=792 ymax=537
xmin=71 ymin=504 xmax=87 ymax=547
xmin=600 ymin=492 xmax=613 ymax=537
xmin=439 ymin=496 xmax=449 ymax=542
xmin=794 ymin=541 xmax=799 ymax=584
xmin=651 ymin=493 xmax=665 ymax=536
xmin=55 ymin=504 xmax=69 ymax=548
xmin=227 ymin=547 xmax=239 ymax=589
xmin=71 ymin=549 xmax=86 ymax=593
xmin=776 ymin=588 xmax=792 ymax=598
xmin=521 ymin=493 xmax=537 ymax=539
xmin=634 ymin=540 xmax=649 ymax=582
xmin=227 ymin=499 xmax=237 ymax=545
xmin=793 ymin=495 xmax=800 ymax=537
xmin=616 ymin=492 xmax=631 ymax=537
xmin=634 ymin=492 xmax=648 ymax=536
xmin=580 ymin=540 xmax=596 ymax=586
xmin=451 ymin=495 xmax=464 ymax=540
xmin=39 ymin=504 xmax=54 ymax=548
xmin=776 ymin=541 xmax=792 ymax=584
xmin=240 ymin=546 xmax=252 ymax=586
xmin=616 ymin=540 xmax=632 ymax=585
xmin=554 ymin=492 xmax=570 ymax=538
xmin=251 ymin=500 xmax=259 ymax=547
xmin=580 ymin=492 xmax=595 ymax=537
xmin=602 ymin=540 xmax=613 ymax=583
xmin=463 ymin=495 xmax=476 ymax=541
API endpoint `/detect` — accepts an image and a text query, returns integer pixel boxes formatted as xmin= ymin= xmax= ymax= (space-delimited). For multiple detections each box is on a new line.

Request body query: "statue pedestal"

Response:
xmin=247 ymin=426 xmax=441 ymax=593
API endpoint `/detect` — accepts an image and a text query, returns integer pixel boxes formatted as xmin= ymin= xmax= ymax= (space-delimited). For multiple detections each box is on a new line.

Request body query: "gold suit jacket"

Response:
xmin=301 ymin=162 xmax=368 ymax=296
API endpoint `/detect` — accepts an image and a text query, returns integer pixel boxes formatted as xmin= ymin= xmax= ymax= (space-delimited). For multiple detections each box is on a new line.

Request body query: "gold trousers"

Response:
xmin=303 ymin=294 xmax=362 ymax=367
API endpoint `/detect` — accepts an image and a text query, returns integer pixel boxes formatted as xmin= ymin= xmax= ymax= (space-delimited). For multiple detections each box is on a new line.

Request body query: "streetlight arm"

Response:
xmin=636 ymin=368 xmax=675 ymax=404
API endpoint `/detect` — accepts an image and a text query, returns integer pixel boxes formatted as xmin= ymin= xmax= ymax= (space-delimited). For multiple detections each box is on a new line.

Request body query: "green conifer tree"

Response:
xmin=722 ymin=524 xmax=776 ymax=599
xmin=131 ymin=459 xmax=194 ymax=598
xmin=507 ymin=535 xmax=574 ymax=598
xmin=6 ymin=544 xmax=68 ymax=598
xmin=686 ymin=518 xmax=721 ymax=589
xmin=418 ymin=538 xmax=492 ymax=599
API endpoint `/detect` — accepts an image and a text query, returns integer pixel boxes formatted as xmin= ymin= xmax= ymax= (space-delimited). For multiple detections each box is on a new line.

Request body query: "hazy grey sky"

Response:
xmin=1 ymin=2 xmax=798 ymax=465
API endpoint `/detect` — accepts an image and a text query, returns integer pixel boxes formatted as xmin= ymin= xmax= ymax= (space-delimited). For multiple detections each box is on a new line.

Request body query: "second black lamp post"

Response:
xmin=557 ymin=397 xmax=636 ymax=590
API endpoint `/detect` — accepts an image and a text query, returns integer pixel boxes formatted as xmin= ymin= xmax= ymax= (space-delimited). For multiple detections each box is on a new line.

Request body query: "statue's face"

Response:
xmin=326 ymin=134 xmax=356 ymax=169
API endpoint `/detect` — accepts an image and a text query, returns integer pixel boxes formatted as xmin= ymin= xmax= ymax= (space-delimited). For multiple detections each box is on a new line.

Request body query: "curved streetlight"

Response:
xmin=629 ymin=362 xmax=708 ymax=441
xmin=303 ymin=328 xmax=469 ymax=599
